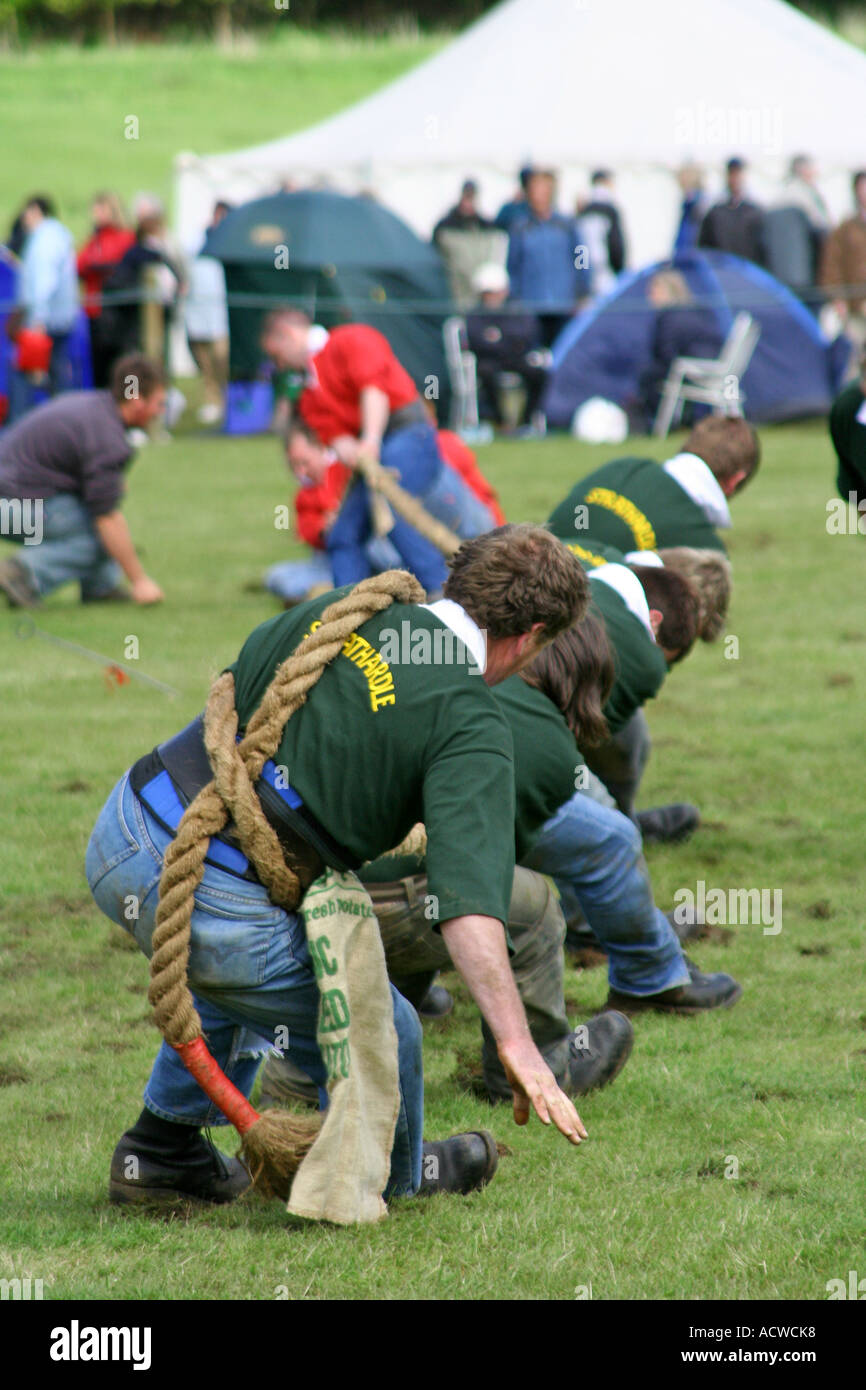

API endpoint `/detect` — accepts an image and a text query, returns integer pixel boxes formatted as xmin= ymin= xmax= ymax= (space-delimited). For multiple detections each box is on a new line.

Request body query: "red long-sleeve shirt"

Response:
xmin=298 ymin=324 xmax=418 ymax=443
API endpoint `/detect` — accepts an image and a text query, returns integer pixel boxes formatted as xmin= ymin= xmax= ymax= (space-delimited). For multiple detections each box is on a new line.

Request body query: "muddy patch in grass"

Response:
xmin=0 ymin=1065 xmax=30 ymax=1086
xmin=805 ymin=900 xmax=832 ymax=920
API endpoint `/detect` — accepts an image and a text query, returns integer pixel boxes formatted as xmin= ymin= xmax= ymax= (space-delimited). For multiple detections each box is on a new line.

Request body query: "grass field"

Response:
xmin=0 ymin=28 xmax=445 ymax=241
xmin=1 ymin=412 xmax=864 ymax=1301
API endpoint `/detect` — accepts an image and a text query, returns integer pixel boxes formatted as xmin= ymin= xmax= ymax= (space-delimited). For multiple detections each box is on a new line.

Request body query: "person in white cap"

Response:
xmin=465 ymin=262 xmax=550 ymax=434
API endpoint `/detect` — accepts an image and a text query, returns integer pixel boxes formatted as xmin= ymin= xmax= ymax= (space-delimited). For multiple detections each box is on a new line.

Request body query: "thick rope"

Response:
xmin=354 ymin=454 xmax=462 ymax=558
xmin=377 ymin=822 xmax=428 ymax=862
xmin=147 ymin=570 xmax=425 ymax=1048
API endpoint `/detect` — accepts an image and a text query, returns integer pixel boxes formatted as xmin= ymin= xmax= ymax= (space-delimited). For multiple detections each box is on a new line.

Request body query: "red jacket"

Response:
xmin=437 ymin=429 xmax=506 ymax=525
xmin=299 ymin=324 xmax=418 ymax=443
xmin=77 ymin=226 xmax=136 ymax=318
xmin=294 ymin=461 xmax=352 ymax=549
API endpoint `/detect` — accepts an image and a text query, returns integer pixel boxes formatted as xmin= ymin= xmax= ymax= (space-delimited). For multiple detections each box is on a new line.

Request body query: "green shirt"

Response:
xmin=362 ymin=677 xmax=578 ymax=878
xmin=589 ymin=576 xmax=669 ymax=734
xmin=548 ymin=456 xmax=727 ymax=554
xmin=272 ymin=368 xmax=306 ymax=404
xmin=829 ymin=381 xmax=866 ymax=508
xmin=228 ymin=588 xmax=515 ymax=927
xmin=494 ymin=677 xmax=579 ymax=857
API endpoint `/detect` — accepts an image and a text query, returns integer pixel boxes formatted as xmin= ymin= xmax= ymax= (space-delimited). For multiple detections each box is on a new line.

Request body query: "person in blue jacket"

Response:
xmin=506 ymin=171 xmax=589 ymax=347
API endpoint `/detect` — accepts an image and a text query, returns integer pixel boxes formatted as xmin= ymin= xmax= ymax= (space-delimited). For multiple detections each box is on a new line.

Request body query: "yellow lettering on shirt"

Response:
xmin=301 ymin=617 xmax=396 ymax=711
xmin=583 ymin=488 xmax=657 ymax=550
xmin=566 ymin=542 xmax=609 ymax=568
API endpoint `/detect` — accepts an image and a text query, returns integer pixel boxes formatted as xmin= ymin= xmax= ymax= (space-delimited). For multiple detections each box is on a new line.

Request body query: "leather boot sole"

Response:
xmin=108 ymin=1165 xmax=251 ymax=1209
xmin=606 ymin=980 xmax=743 ymax=1016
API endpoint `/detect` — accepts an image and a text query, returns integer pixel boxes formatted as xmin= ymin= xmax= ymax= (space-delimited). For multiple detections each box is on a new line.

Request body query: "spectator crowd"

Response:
xmin=431 ymin=155 xmax=866 ymax=436
xmin=2 ymin=151 xmax=865 ymax=445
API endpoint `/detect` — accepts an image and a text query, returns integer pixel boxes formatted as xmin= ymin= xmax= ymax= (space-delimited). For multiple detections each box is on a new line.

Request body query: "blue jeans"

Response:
xmin=85 ymin=771 xmax=424 ymax=1198
xmin=522 ymin=791 xmax=689 ymax=996
xmin=264 ymin=538 xmax=403 ymax=603
xmin=327 ymin=423 xmax=495 ymax=591
xmin=585 ymin=709 xmax=652 ymax=821
xmin=10 ymin=492 xmax=122 ymax=599
xmin=265 ymin=550 xmax=334 ymax=602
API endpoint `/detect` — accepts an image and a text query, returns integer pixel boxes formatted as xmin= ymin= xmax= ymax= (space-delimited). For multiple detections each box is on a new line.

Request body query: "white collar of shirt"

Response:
xmin=420 ymin=599 xmax=487 ymax=673
xmin=590 ymin=564 xmax=656 ymax=641
xmin=304 ymin=325 xmax=330 ymax=385
xmin=308 ymin=324 xmax=329 ymax=356
xmin=662 ymin=451 xmax=732 ymax=530
xmin=624 ymin=549 xmax=662 ymax=567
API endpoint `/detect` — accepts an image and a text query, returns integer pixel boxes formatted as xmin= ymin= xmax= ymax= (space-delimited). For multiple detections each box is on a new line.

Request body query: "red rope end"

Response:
xmin=173 ymin=1036 xmax=261 ymax=1136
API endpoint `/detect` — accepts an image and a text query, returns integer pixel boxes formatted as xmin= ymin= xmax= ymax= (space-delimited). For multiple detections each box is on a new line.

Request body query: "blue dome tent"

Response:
xmin=542 ymin=250 xmax=850 ymax=429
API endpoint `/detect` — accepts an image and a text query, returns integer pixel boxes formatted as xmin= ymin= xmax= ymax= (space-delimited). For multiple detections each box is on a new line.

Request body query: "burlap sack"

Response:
xmin=287 ymin=869 xmax=401 ymax=1225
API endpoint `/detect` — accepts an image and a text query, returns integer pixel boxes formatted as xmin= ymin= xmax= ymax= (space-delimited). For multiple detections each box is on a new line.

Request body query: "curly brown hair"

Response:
xmin=444 ymin=525 xmax=589 ymax=641
xmin=521 ymin=610 xmax=614 ymax=748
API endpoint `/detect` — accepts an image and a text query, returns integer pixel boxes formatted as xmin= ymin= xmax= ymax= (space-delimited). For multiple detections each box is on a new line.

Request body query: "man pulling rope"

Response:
xmin=87 ymin=526 xmax=591 ymax=1216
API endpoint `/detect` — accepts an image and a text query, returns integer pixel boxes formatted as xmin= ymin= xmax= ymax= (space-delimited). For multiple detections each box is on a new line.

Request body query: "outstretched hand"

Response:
xmin=498 ymin=1035 xmax=587 ymax=1145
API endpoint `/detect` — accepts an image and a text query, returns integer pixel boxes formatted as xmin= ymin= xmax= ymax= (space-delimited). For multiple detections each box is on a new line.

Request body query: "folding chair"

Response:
xmin=443 ymin=315 xmax=479 ymax=433
xmin=652 ymin=311 xmax=761 ymax=438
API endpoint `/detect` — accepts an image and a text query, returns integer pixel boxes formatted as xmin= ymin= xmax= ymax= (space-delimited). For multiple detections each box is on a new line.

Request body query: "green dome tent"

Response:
xmin=204 ymin=190 xmax=452 ymax=432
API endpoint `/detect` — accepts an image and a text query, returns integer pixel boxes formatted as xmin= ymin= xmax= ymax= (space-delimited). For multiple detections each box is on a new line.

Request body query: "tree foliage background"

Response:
xmin=0 ymin=0 xmax=857 ymax=45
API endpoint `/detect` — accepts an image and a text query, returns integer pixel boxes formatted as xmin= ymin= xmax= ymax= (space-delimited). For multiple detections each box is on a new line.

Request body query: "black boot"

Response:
xmin=561 ymin=1010 xmax=634 ymax=1095
xmin=109 ymin=1110 xmax=251 ymax=1208
xmin=666 ymin=904 xmax=706 ymax=943
xmin=606 ymin=955 xmax=742 ymax=1015
xmin=391 ymin=971 xmax=454 ymax=1019
xmin=636 ymin=803 xmax=700 ymax=844
xmin=417 ymin=1131 xmax=498 ymax=1196
xmin=483 ymin=1011 xmax=633 ymax=1103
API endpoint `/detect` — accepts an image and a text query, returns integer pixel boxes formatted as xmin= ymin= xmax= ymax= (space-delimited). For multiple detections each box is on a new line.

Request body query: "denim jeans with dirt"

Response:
xmin=85 ymin=771 xmax=424 ymax=1196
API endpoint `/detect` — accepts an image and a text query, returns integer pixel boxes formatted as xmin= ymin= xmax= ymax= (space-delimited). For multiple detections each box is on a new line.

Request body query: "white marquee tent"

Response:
xmin=175 ymin=0 xmax=866 ymax=266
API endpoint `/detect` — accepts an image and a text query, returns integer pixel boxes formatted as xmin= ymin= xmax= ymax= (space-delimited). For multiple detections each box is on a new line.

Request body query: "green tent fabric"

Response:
xmin=205 ymin=190 xmax=452 ymax=411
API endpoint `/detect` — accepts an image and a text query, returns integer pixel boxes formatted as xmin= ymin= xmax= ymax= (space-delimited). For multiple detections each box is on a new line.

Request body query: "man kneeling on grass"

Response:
xmin=0 ymin=354 xmax=165 ymax=608
xmin=86 ymin=526 xmax=631 ymax=1210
